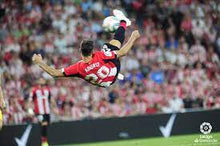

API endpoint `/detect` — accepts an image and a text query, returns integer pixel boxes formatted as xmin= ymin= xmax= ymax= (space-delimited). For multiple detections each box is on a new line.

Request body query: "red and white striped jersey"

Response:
xmin=31 ymin=86 xmax=51 ymax=115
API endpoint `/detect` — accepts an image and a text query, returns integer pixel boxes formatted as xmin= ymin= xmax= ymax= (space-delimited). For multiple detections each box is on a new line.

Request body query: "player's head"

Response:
xmin=36 ymin=78 xmax=46 ymax=86
xmin=80 ymin=40 xmax=94 ymax=57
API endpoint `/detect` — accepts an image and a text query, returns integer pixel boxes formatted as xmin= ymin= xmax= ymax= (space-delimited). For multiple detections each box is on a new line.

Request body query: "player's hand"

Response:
xmin=131 ymin=30 xmax=140 ymax=39
xmin=32 ymin=54 xmax=43 ymax=64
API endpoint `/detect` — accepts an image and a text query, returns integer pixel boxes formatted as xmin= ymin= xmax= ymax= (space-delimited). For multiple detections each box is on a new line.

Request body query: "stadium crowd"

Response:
xmin=0 ymin=0 xmax=219 ymax=124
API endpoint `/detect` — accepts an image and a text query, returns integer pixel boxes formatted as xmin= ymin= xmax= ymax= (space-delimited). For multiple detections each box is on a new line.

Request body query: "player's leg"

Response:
xmin=108 ymin=9 xmax=131 ymax=49
xmin=103 ymin=10 xmax=131 ymax=81
xmin=103 ymin=21 xmax=127 ymax=81
xmin=0 ymin=74 xmax=5 ymax=130
xmin=39 ymin=114 xmax=50 ymax=146
xmin=109 ymin=20 xmax=127 ymax=49
xmin=41 ymin=122 xmax=49 ymax=146
xmin=0 ymin=109 xmax=3 ymax=130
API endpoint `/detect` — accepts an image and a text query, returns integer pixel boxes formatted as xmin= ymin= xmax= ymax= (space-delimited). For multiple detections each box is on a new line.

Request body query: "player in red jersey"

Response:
xmin=32 ymin=10 xmax=140 ymax=87
xmin=29 ymin=78 xmax=52 ymax=146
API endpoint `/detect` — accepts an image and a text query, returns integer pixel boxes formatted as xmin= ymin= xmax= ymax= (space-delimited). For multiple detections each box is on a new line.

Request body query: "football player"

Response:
xmin=29 ymin=78 xmax=53 ymax=146
xmin=32 ymin=10 xmax=140 ymax=88
xmin=0 ymin=74 xmax=6 ymax=130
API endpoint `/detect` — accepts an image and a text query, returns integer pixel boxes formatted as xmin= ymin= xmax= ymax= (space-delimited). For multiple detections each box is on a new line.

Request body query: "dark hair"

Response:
xmin=80 ymin=40 xmax=94 ymax=57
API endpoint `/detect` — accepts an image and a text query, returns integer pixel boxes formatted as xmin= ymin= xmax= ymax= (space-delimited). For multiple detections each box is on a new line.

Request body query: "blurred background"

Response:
xmin=0 ymin=0 xmax=219 ymax=126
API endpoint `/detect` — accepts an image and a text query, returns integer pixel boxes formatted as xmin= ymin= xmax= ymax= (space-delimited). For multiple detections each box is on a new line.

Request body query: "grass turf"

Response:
xmin=63 ymin=132 xmax=220 ymax=146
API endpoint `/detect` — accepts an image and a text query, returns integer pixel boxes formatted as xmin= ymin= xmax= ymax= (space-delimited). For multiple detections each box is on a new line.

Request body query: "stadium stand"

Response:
xmin=0 ymin=0 xmax=219 ymax=124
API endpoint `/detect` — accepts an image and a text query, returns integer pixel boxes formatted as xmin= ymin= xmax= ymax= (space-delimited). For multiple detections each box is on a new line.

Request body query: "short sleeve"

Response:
xmin=62 ymin=63 xmax=79 ymax=77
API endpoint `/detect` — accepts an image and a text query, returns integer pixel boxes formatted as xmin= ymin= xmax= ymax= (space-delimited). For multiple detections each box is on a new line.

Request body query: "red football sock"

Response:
xmin=41 ymin=136 xmax=48 ymax=142
xmin=120 ymin=21 xmax=127 ymax=30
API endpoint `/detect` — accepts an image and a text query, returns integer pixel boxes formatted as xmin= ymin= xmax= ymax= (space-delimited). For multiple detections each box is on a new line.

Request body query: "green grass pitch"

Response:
xmin=63 ymin=132 xmax=220 ymax=146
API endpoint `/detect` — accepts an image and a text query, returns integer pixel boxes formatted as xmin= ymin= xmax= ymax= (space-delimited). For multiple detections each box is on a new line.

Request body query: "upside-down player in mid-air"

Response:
xmin=32 ymin=10 xmax=140 ymax=88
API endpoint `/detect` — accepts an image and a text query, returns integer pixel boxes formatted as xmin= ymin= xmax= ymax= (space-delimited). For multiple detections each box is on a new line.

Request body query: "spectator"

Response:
xmin=0 ymin=0 xmax=219 ymax=124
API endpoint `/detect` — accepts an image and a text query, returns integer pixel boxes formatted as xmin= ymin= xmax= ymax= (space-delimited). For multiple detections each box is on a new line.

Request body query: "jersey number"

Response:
xmin=85 ymin=66 xmax=112 ymax=87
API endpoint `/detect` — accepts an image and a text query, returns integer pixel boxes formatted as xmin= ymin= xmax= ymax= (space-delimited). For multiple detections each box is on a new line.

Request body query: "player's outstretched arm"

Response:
xmin=117 ymin=30 xmax=140 ymax=58
xmin=32 ymin=54 xmax=64 ymax=77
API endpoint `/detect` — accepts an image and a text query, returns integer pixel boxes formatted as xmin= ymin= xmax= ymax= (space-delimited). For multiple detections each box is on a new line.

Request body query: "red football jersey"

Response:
xmin=62 ymin=51 xmax=120 ymax=87
xmin=31 ymin=86 xmax=51 ymax=115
